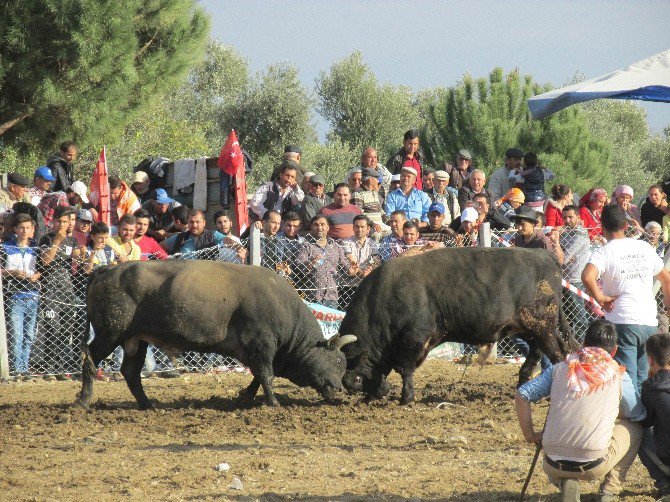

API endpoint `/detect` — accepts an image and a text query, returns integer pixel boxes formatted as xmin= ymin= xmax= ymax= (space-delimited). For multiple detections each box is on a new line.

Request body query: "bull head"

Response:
xmin=327 ymin=334 xmax=357 ymax=351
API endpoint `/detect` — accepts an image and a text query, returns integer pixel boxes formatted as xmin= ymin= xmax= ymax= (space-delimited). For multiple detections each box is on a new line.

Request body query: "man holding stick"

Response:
xmin=515 ymin=319 xmax=645 ymax=502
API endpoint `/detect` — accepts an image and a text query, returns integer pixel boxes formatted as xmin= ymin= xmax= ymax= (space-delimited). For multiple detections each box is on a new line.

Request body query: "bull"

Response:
xmin=76 ymin=261 xmax=356 ymax=409
xmin=340 ymin=247 xmax=574 ymax=404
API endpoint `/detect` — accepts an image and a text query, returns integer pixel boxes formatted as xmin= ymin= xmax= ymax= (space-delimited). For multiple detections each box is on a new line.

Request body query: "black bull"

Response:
xmin=76 ymin=260 xmax=356 ymax=409
xmin=340 ymin=247 xmax=576 ymax=404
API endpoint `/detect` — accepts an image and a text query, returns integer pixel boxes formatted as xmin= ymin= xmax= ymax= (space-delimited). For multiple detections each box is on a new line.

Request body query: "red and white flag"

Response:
xmin=217 ymin=129 xmax=243 ymax=176
xmin=90 ymin=146 xmax=111 ymax=226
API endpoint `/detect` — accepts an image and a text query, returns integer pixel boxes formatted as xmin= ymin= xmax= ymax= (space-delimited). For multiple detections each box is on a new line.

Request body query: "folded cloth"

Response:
xmin=173 ymin=159 xmax=196 ymax=195
xmin=193 ymin=157 xmax=208 ymax=211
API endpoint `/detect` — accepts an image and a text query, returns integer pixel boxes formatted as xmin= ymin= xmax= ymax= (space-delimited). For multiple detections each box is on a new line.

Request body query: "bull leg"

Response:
xmin=398 ymin=369 xmax=416 ymax=405
xmin=76 ymin=335 xmax=117 ymax=409
xmin=238 ymin=377 xmax=261 ymax=402
xmin=259 ymin=373 xmax=279 ymax=407
xmin=518 ymin=342 xmax=542 ymax=387
xmin=120 ymin=340 xmax=153 ymax=410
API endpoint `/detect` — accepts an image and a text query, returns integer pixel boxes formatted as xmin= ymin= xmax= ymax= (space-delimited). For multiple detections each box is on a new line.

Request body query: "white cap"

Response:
xmin=461 ymin=207 xmax=478 ymax=223
xmin=400 ymin=166 xmax=417 ymax=176
xmin=133 ymin=171 xmax=149 ymax=184
xmin=391 ymin=174 xmax=401 ymax=182
xmin=70 ymin=180 xmax=89 ymax=204
xmin=303 ymin=171 xmax=316 ymax=179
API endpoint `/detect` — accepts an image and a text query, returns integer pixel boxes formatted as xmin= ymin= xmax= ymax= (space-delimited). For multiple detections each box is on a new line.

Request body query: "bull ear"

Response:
xmin=329 ymin=334 xmax=357 ymax=351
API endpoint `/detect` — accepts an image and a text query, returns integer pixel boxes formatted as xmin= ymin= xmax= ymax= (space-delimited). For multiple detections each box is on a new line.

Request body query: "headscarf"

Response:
xmin=578 ymin=188 xmax=607 ymax=208
xmin=613 ymin=185 xmax=634 ymax=199
xmin=496 ymin=188 xmax=525 ymax=207
xmin=565 ymin=347 xmax=624 ymax=397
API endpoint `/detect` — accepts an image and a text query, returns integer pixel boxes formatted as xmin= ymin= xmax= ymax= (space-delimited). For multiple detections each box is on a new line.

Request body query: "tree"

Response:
xmin=222 ymin=62 xmax=316 ymax=162
xmin=172 ymin=42 xmax=250 ymax=149
xmin=0 ymin=0 xmax=209 ymax=151
xmin=316 ymin=51 xmax=421 ymax=160
xmin=419 ymin=68 xmax=611 ymax=195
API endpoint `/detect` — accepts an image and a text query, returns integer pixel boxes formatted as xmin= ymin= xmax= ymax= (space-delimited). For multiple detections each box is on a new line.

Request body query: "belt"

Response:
xmin=544 ymin=455 xmax=605 ymax=472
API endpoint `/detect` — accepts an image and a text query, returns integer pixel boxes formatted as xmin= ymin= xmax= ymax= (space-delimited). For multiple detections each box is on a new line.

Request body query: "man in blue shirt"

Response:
xmin=384 ymin=166 xmax=431 ymax=228
xmin=515 ymin=319 xmax=645 ymax=502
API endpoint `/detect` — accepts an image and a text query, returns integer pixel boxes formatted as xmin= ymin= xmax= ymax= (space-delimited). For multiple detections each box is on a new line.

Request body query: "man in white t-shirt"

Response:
xmin=582 ymin=204 xmax=670 ymax=391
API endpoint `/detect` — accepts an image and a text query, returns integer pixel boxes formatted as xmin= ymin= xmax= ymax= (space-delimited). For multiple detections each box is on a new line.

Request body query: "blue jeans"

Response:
xmin=513 ymin=337 xmax=551 ymax=370
xmin=614 ymin=323 xmax=658 ymax=392
xmin=9 ymin=293 xmax=39 ymax=373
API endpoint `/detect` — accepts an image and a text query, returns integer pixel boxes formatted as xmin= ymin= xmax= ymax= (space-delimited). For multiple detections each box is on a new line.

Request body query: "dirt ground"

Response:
xmin=0 ymin=360 xmax=658 ymax=501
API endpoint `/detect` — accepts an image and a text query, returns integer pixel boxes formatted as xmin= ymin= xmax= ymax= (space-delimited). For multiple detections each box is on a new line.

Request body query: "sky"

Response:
xmin=200 ymin=0 xmax=670 ymax=137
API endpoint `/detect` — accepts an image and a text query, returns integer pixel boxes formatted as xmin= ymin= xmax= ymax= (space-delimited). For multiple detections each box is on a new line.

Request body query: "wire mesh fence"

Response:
xmin=0 ymin=225 xmax=666 ymax=379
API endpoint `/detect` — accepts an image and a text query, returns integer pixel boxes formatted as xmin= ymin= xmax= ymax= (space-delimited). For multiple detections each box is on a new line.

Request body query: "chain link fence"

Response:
xmin=1 ymin=225 xmax=666 ymax=379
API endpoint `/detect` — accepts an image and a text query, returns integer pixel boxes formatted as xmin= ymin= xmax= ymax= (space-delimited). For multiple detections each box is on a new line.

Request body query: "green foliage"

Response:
xmin=221 ymin=62 xmax=317 ymax=161
xmin=300 ymin=140 xmax=359 ymax=189
xmin=316 ymin=51 xmax=421 ymax=160
xmin=172 ymin=42 xmax=250 ymax=149
xmin=74 ymin=93 xmax=212 ymax=183
xmin=420 ymin=68 xmax=611 ymax=195
xmin=582 ymin=100 xmax=667 ymax=197
xmin=0 ymin=0 xmax=209 ymax=152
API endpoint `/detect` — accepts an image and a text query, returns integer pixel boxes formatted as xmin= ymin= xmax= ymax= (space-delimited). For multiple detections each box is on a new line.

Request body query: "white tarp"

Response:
xmin=528 ymin=49 xmax=670 ymax=119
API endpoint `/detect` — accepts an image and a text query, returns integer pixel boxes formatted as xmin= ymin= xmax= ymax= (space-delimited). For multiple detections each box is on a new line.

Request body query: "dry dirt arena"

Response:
xmin=0 ymin=360 xmax=658 ymax=501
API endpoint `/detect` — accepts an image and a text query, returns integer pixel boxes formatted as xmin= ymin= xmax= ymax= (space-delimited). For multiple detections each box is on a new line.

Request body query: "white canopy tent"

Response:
xmin=528 ymin=49 xmax=670 ymax=119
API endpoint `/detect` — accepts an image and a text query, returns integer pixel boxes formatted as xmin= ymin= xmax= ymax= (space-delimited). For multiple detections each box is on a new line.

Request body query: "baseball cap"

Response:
xmin=460 ymin=207 xmax=479 ymax=223
xmin=34 ymin=166 xmax=56 ymax=181
xmin=133 ymin=171 xmax=149 ymax=184
xmin=154 ymin=188 xmax=174 ymax=205
xmin=69 ymin=180 xmax=89 ymax=203
xmin=76 ymin=209 xmax=94 ymax=222
xmin=429 ymin=202 xmax=445 ymax=215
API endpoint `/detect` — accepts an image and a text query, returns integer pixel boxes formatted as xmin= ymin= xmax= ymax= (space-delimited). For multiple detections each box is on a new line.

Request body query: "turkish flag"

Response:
xmin=218 ymin=129 xmax=244 ymax=176
xmin=90 ymin=146 xmax=111 ymax=226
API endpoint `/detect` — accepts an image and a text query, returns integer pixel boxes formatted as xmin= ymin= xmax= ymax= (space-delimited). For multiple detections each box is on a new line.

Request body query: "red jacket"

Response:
xmin=544 ymin=201 xmax=564 ymax=227
xmin=579 ymin=206 xmax=602 ymax=240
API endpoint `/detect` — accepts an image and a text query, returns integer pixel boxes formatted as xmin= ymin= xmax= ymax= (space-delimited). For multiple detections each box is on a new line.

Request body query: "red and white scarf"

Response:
xmin=565 ymin=347 xmax=624 ymax=397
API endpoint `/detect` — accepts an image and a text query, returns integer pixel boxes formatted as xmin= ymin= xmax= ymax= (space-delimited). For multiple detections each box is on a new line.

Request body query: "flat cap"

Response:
xmin=362 ymin=168 xmax=380 ymax=179
xmin=457 ymin=149 xmax=472 ymax=160
xmin=505 ymin=147 xmax=524 ymax=158
xmin=284 ymin=144 xmax=302 ymax=154
xmin=8 ymin=172 xmax=30 ymax=186
xmin=310 ymin=174 xmax=325 ymax=185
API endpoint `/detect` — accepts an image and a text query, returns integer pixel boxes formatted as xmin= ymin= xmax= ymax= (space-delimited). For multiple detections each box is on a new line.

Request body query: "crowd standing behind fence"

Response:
xmin=1 ymin=135 xmax=670 ymax=380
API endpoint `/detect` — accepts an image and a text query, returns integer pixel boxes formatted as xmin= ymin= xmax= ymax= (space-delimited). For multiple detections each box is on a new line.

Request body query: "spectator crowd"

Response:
xmin=3 ymin=133 xmax=670 ymax=500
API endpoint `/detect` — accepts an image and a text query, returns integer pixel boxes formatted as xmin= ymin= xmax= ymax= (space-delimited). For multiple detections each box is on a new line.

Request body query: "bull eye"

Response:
xmin=336 ymin=357 xmax=342 ymax=364
xmin=354 ymin=376 xmax=362 ymax=384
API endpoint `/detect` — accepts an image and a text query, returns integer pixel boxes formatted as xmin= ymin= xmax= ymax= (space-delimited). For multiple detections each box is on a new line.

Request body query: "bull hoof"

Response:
xmin=138 ymin=401 xmax=156 ymax=411
xmin=263 ymin=397 xmax=280 ymax=407
xmin=399 ymin=394 xmax=415 ymax=406
xmin=73 ymin=398 xmax=90 ymax=410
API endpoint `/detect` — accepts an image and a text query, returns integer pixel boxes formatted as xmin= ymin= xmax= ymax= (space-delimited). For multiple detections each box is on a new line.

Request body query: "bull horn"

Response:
xmin=331 ymin=334 xmax=357 ymax=350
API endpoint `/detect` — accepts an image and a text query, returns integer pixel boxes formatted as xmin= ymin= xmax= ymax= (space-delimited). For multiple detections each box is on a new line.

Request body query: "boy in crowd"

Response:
xmin=640 ymin=333 xmax=670 ymax=500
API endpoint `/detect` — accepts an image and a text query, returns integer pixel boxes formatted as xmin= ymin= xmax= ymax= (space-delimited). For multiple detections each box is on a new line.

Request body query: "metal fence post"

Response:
xmin=0 ymin=270 xmax=9 ymax=379
xmin=249 ymin=225 xmax=261 ymax=266
xmin=478 ymin=222 xmax=497 ymax=359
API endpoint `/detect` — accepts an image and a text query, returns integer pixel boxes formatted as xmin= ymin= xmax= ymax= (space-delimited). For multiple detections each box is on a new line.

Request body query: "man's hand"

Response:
xmin=524 ymin=430 xmax=543 ymax=445
xmin=596 ymin=293 xmax=618 ymax=312
xmin=28 ymin=272 xmax=41 ymax=283
xmin=373 ymin=223 xmax=381 ymax=233
xmin=253 ymin=221 xmax=263 ymax=230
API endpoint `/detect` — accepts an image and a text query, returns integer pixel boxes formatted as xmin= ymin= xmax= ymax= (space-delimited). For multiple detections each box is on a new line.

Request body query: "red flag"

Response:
xmin=235 ymin=165 xmax=249 ymax=236
xmin=90 ymin=146 xmax=111 ymax=226
xmin=218 ymin=129 xmax=244 ymax=176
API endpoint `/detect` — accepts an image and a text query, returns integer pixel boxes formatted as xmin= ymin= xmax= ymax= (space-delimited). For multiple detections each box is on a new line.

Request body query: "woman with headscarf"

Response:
xmin=544 ymin=184 xmax=573 ymax=227
xmin=612 ymin=185 xmax=642 ymax=237
xmin=579 ymin=188 xmax=607 ymax=242
xmin=494 ymin=187 xmax=525 ymax=227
